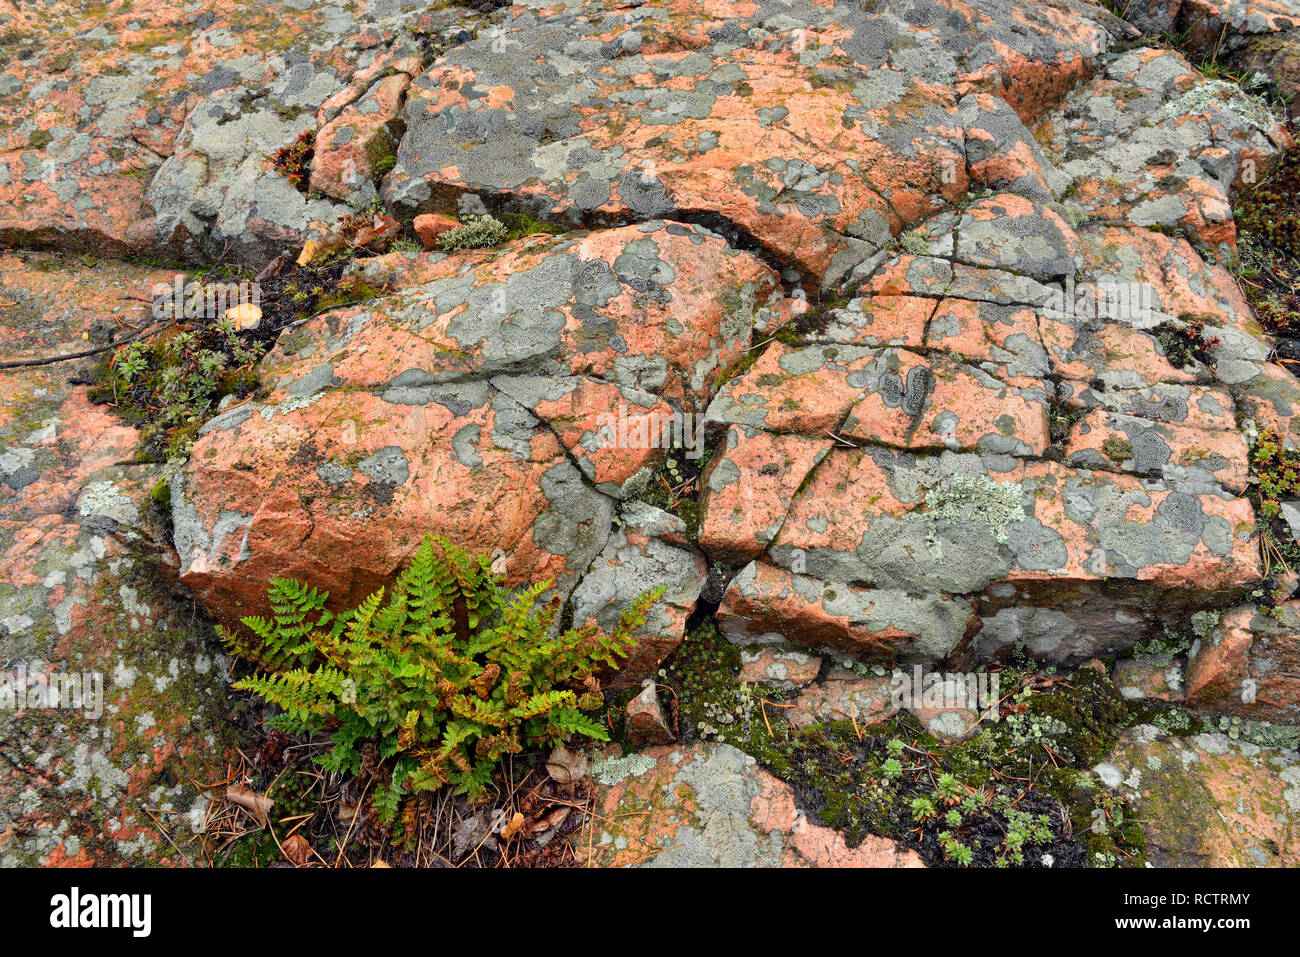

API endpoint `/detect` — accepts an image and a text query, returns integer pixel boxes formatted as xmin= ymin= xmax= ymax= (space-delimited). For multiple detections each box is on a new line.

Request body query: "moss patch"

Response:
xmin=1101 ymin=436 xmax=1134 ymax=463
xmin=1246 ymin=425 xmax=1300 ymax=572
xmin=1235 ymin=144 xmax=1300 ymax=336
xmin=660 ymin=626 xmax=1147 ymax=867
xmin=87 ymin=316 xmax=262 ymax=460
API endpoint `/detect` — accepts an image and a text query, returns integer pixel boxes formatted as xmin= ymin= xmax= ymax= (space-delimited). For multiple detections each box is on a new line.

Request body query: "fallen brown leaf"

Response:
xmin=226 ymin=784 xmax=273 ymax=828
xmin=295 ymin=239 xmax=321 ymax=268
xmin=282 ymin=833 xmax=312 ymax=867
xmin=546 ymin=744 xmax=590 ymax=786
xmin=529 ymin=806 xmax=570 ymax=837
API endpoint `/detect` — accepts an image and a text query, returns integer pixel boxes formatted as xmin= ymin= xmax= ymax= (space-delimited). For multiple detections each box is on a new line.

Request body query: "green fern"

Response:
xmin=223 ymin=535 xmax=664 ymax=828
xmin=219 ymin=577 xmax=337 ymax=672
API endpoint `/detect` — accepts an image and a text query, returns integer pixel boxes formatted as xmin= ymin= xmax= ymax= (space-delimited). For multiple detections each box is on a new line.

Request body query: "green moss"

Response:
xmin=219 ymin=833 xmax=281 ymax=868
xmin=1152 ymin=316 xmax=1216 ymax=369
xmin=637 ymin=451 xmax=706 ymax=537
xmin=150 ymin=478 xmax=172 ymax=513
xmin=215 ymin=761 xmax=335 ymax=866
xmin=363 ymin=131 xmax=399 ymax=180
xmin=661 ymin=621 xmax=791 ymax=764
xmin=660 ymin=628 xmax=1148 ymax=866
xmin=1018 ymin=667 xmax=1129 ymax=766
xmin=1250 ymin=425 xmax=1300 ymax=519
xmin=306 ymin=281 xmax=384 ymax=315
xmin=713 ymin=343 xmax=763 ymax=388
xmin=1101 ymin=436 xmax=1134 ymax=463
xmin=1049 ymin=402 xmax=1087 ymax=445
xmin=1237 ymin=144 xmax=1300 ymax=259
xmin=89 ymin=317 xmax=263 ymax=461
xmin=496 ymin=212 xmax=565 ymax=241
xmin=1131 ymin=627 xmax=1191 ymax=666
xmin=1233 ymin=145 xmax=1300 ymax=333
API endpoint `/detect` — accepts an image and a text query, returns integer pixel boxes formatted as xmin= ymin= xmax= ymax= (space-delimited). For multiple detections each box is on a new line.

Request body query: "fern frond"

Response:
xmin=613 ymin=584 xmax=666 ymax=641
xmin=547 ymin=707 xmax=610 ymax=742
xmin=448 ymin=694 xmax=511 ymax=728
xmin=372 ymin=759 xmax=416 ymax=825
xmin=233 ymin=668 xmax=338 ymax=725
xmin=510 ymin=688 xmax=577 ymax=721
xmin=228 ymin=534 xmax=665 ymax=826
xmin=449 ymin=761 xmax=495 ymax=798
xmin=346 ymin=587 xmax=385 ymax=642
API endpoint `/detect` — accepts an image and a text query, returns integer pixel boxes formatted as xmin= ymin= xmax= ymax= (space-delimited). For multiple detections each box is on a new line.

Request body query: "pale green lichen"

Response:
xmin=436 ymin=213 xmax=510 ymax=252
xmin=1158 ymin=79 xmax=1279 ymax=132
xmin=898 ymin=230 xmax=930 ymax=256
xmin=924 ymin=474 xmax=1025 ymax=546
xmin=1209 ymin=715 xmax=1300 ymax=749
xmin=1050 ymin=201 xmax=1087 ymax=230
xmin=1190 ymin=610 xmax=1221 ymax=639
xmin=592 ymin=752 xmax=658 ymax=785
xmin=1133 ymin=629 xmax=1190 ymax=666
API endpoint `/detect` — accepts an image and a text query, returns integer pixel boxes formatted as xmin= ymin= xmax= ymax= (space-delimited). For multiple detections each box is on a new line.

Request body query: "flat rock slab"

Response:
xmin=787 ymin=667 xmax=900 ymax=728
xmin=1123 ymin=0 xmax=1300 ymax=121
xmin=8 ymin=0 xmax=1300 ymax=863
xmin=1102 ymin=727 xmax=1300 ymax=867
xmin=0 ymin=253 xmax=234 ymax=865
xmin=765 ymin=453 xmax=1258 ymax=593
xmin=582 ymin=743 xmax=923 ymax=867
xmin=718 ymin=558 xmax=978 ymax=659
xmin=383 ymin=0 xmax=1123 ymax=285
xmin=701 ymin=191 xmax=1285 ymax=666
xmin=1113 ymin=657 xmax=1184 ymax=702
xmin=0 ymin=0 xmax=480 ymax=261
xmin=1040 ymin=48 xmax=1287 ymax=255
xmin=707 ymin=341 xmax=1052 ymax=454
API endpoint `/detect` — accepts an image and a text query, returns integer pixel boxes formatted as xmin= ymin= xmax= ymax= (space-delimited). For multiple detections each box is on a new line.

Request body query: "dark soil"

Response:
xmin=765 ymin=715 xmax=1095 ymax=869
xmin=216 ymin=691 xmax=589 ymax=868
xmin=86 ymin=254 xmax=390 ymax=459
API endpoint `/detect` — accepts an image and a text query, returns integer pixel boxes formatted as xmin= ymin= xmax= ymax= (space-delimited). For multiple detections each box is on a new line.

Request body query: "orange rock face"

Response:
xmin=0 ymin=254 xmax=234 ymax=865
xmin=9 ymin=0 xmax=1300 ymax=867
xmin=700 ymin=181 xmax=1279 ymax=665
xmin=1102 ymin=728 xmax=1300 ymax=866
xmin=175 ymin=223 xmax=781 ymax=672
xmin=581 ymin=744 xmax=924 ymax=867
xmin=1186 ymin=603 xmax=1300 ymax=723
xmin=412 ymin=213 xmax=461 ymax=249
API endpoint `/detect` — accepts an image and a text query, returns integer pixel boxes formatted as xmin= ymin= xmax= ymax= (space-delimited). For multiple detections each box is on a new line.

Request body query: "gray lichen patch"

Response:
xmin=924 ymin=473 xmax=1025 ymax=546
